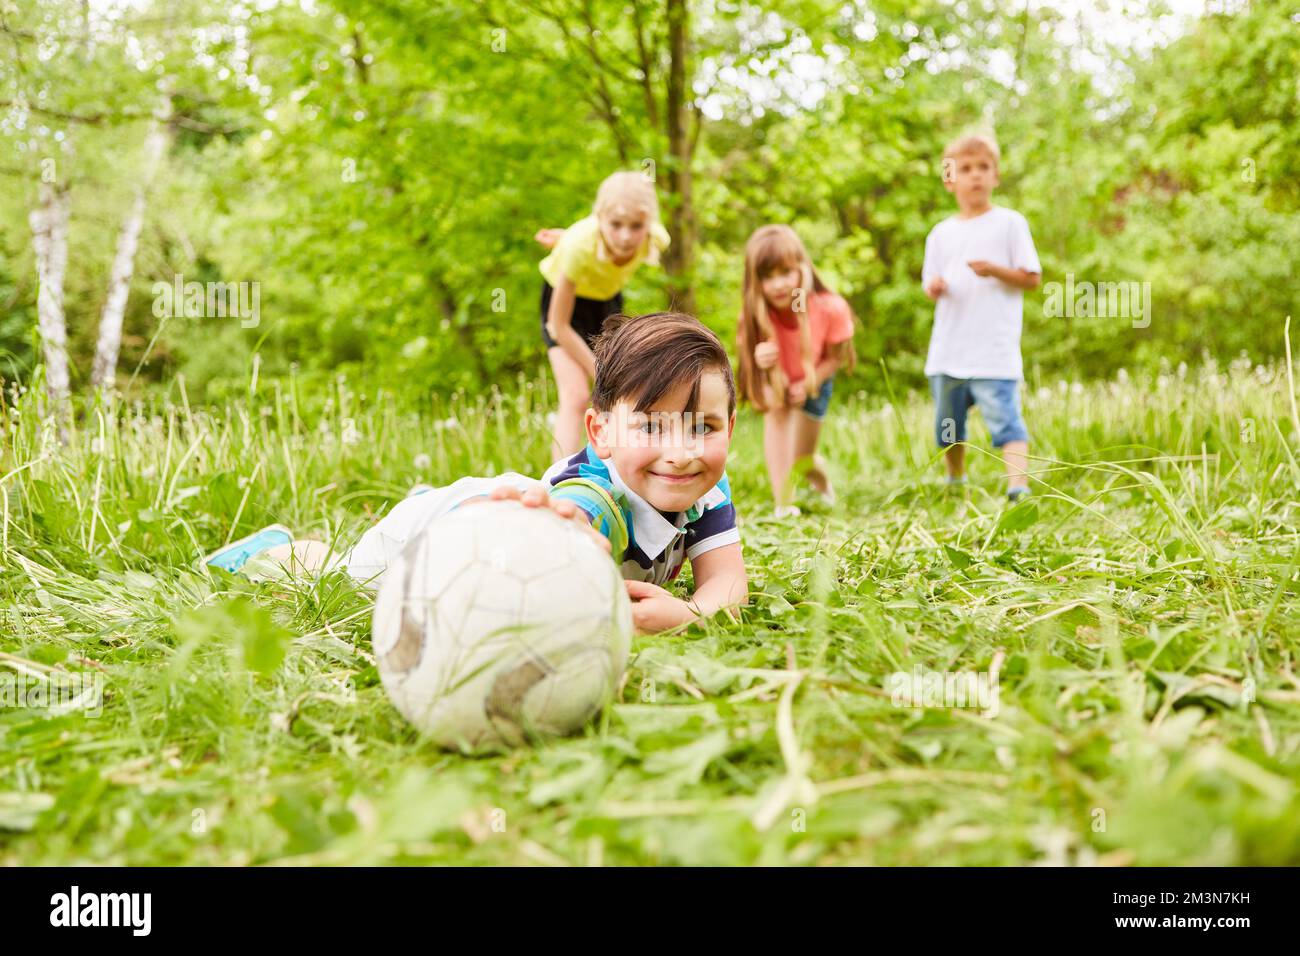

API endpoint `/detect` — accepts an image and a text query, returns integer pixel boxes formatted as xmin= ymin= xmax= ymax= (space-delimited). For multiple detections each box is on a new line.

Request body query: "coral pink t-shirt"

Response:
xmin=768 ymin=291 xmax=855 ymax=383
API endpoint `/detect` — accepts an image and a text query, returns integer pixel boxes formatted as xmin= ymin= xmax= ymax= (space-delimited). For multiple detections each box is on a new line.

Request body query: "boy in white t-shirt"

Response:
xmin=921 ymin=133 xmax=1041 ymax=501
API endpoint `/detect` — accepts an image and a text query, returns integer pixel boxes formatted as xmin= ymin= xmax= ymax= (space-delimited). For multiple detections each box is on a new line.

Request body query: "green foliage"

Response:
xmin=1 ymin=360 xmax=1297 ymax=864
xmin=1 ymin=2 xmax=1295 ymax=398
xmin=1 ymin=3 xmax=1296 ymax=864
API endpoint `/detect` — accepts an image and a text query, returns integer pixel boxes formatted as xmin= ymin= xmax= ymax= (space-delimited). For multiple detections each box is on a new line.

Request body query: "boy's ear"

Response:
xmin=727 ymin=409 xmax=737 ymax=439
xmin=585 ymin=407 xmax=612 ymax=459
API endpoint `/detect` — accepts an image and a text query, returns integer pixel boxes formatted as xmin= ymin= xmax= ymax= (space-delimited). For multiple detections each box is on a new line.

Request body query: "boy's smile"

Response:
xmin=586 ymin=370 xmax=735 ymax=513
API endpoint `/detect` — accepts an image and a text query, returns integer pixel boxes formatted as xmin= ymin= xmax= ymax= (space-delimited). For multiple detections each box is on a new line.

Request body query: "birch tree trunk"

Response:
xmin=92 ymin=108 xmax=170 ymax=390
xmin=661 ymin=0 xmax=697 ymax=314
xmin=29 ymin=180 xmax=72 ymax=412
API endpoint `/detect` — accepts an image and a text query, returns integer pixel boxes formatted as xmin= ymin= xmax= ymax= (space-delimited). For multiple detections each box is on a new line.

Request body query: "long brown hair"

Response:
xmin=737 ymin=225 xmax=836 ymax=412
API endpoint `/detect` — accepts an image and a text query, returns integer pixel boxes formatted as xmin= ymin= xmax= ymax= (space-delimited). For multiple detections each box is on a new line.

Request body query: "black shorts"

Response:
xmin=540 ymin=281 xmax=624 ymax=349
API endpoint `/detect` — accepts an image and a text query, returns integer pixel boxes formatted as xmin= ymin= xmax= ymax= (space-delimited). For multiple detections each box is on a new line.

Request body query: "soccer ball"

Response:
xmin=371 ymin=499 xmax=632 ymax=750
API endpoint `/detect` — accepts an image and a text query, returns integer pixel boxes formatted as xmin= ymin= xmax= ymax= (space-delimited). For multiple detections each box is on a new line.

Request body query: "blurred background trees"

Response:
xmin=1 ymin=0 xmax=1295 ymax=403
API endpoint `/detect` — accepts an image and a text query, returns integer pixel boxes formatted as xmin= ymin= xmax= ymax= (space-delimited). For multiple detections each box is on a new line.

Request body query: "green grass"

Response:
xmin=2 ymin=354 xmax=1298 ymax=866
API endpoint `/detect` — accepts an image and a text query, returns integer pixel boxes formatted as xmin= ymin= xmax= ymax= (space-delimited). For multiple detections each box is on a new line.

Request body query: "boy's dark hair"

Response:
xmin=590 ymin=312 xmax=737 ymax=416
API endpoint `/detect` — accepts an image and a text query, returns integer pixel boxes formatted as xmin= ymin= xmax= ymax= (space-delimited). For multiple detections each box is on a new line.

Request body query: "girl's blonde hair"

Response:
xmin=592 ymin=171 xmax=664 ymax=265
xmin=737 ymin=225 xmax=855 ymax=411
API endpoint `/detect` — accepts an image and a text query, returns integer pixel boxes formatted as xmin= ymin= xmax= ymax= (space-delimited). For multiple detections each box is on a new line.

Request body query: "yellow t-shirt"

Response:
xmin=538 ymin=215 xmax=671 ymax=301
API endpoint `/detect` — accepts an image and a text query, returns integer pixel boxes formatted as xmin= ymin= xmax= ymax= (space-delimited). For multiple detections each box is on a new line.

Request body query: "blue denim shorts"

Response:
xmin=801 ymin=376 xmax=834 ymax=421
xmin=929 ymin=375 xmax=1028 ymax=447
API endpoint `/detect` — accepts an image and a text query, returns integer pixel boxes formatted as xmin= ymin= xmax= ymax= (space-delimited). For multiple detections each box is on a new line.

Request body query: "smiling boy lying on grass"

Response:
xmin=205 ymin=312 xmax=748 ymax=634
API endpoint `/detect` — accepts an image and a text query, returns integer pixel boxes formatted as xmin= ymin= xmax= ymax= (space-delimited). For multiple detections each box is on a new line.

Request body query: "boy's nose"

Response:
xmin=662 ymin=438 xmax=701 ymax=464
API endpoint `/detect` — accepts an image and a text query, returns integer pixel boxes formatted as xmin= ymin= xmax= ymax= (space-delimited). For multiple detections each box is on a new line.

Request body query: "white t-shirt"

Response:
xmin=921 ymin=205 xmax=1041 ymax=380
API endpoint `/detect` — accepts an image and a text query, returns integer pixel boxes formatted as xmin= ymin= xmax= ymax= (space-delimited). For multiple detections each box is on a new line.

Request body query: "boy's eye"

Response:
xmin=692 ymin=422 xmax=715 ymax=435
xmin=640 ymin=420 xmax=661 ymax=434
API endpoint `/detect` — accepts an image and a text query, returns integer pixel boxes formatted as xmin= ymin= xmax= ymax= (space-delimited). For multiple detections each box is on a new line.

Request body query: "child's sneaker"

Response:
xmin=204 ymin=524 xmax=293 ymax=574
xmin=1007 ymin=486 xmax=1031 ymax=503
xmin=774 ymin=504 xmax=802 ymax=519
xmin=407 ymin=483 xmax=434 ymax=497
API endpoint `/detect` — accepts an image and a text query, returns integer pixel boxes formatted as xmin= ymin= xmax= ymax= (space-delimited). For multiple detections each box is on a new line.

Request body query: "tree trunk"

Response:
xmin=29 ymin=180 xmax=72 ymax=412
xmin=661 ymin=0 xmax=696 ymax=314
xmin=92 ymin=113 xmax=169 ymax=390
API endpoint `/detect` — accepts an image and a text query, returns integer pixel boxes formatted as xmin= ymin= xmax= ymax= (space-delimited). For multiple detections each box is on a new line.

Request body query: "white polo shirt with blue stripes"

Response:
xmin=542 ymin=444 xmax=741 ymax=586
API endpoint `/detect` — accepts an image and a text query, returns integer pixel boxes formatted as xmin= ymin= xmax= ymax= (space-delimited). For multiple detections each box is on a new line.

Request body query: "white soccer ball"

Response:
xmin=371 ymin=499 xmax=632 ymax=750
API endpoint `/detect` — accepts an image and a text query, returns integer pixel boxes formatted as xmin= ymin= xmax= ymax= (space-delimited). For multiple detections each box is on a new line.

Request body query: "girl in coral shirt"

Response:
xmin=736 ymin=225 xmax=856 ymax=517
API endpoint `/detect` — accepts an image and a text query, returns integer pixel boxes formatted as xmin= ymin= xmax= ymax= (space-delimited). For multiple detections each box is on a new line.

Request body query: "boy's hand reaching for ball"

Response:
xmin=754 ymin=340 xmax=780 ymax=370
xmin=625 ymin=579 xmax=698 ymax=634
xmin=469 ymin=485 xmax=612 ymax=555
xmin=924 ymin=276 xmax=948 ymax=299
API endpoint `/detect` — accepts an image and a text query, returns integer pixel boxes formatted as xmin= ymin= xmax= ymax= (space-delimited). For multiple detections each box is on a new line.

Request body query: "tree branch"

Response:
xmin=631 ymin=1 xmax=660 ymax=129
xmin=509 ymin=0 xmax=632 ymax=161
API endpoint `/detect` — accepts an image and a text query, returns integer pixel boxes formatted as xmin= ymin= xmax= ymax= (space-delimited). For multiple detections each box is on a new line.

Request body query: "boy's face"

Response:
xmin=599 ymin=203 xmax=650 ymax=263
xmin=943 ymin=148 xmax=999 ymax=209
xmin=585 ymin=369 xmax=735 ymax=513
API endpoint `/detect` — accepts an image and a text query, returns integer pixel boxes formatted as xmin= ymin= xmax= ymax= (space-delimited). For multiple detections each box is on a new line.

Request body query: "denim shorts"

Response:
xmin=801 ymin=376 xmax=834 ymax=421
xmin=929 ymin=375 xmax=1028 ymax=447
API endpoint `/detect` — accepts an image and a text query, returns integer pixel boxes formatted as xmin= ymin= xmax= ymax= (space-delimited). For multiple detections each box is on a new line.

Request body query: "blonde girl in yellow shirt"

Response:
xmin=535 ymin=171 xmax=671 ymax=457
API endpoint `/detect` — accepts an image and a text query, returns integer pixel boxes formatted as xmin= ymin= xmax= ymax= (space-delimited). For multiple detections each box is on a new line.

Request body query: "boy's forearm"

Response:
xmin=687 ymin=574 xmax=749 ymax=621
xmin=992 ymin=265 xmax=1040 ymax=289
